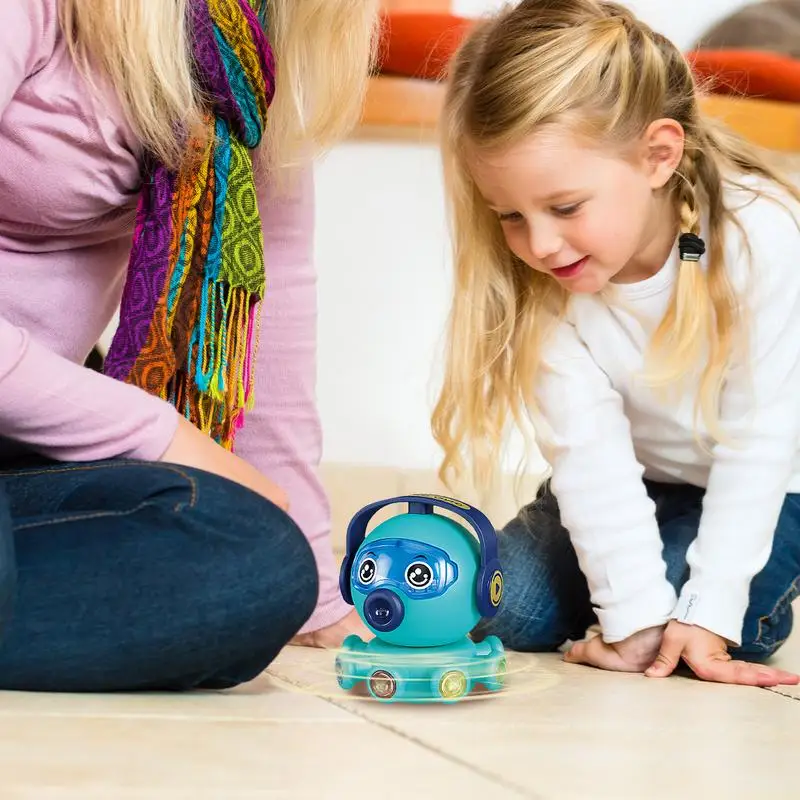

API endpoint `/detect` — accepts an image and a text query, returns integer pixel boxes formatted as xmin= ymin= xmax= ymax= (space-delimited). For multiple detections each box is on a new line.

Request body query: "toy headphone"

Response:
xmin=338 ymin=494 xmax=504 ymax=618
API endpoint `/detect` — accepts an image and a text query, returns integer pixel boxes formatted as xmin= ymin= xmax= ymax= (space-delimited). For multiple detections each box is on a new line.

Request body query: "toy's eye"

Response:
xmin=358 ymin=558 xmax=377 ymax=584
xmin=405 ymin=561 xmax=433 ymax=589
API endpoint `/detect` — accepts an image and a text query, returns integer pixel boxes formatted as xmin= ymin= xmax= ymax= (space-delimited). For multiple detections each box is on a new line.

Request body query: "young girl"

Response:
xmin=0 ymin=0 xmax=376 ymax=692
xmin=432 ymin=0 xmax=800 ymax=687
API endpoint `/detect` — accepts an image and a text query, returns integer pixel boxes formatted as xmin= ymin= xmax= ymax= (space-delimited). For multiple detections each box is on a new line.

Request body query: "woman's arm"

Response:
xmin=0 ymin=315 xmax=180 ymax=462
xmin=0 ymin=0 xmax=53 ymax=121
xmin=0 ymin=0 xmax=181 ymax=463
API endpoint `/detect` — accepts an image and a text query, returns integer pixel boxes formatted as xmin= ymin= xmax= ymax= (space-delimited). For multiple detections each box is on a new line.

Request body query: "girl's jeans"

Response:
xmin=475 ymin=480 xmax=800 ymax=661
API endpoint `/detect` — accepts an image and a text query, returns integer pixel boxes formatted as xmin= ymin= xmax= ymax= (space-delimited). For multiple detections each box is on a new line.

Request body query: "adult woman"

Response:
xmin=0 ymin=0 xmax=377 ymax=691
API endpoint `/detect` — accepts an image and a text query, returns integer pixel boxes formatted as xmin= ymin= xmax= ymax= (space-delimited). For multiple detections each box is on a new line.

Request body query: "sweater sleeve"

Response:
xmin=535 ymin=320 xmax=677 ymax=642
xmin=672 ymin=192 xmax=800 ymax=646
xmin=0 ymin=0 xmax=180 ymax=463
xmin=0 ymin=0 xmax=53 ymax=123
xmin=0 ymin=317 xmax=180 ymax=462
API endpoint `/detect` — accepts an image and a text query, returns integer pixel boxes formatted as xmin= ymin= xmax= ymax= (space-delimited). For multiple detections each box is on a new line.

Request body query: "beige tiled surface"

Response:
xmin=2 ymin=621 xmax=799 ymax=799
xmin=1 ymin=673 xmax=505 ymax=800
xmin=1 ymin=463 xmax=798 ymax=799
xmin=268 ymin=640 xmax=800 ymax=800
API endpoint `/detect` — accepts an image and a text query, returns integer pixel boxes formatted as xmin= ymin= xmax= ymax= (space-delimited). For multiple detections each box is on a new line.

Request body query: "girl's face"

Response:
xmin=468 ymin=123 xmax=684 ymax=293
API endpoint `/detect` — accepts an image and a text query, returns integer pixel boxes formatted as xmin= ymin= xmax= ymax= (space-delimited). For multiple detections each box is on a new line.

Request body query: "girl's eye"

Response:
xmin=553 ymin=202 xmax=584 ymax=217
xmin=497 ymin=211 xmax=523 ymax=223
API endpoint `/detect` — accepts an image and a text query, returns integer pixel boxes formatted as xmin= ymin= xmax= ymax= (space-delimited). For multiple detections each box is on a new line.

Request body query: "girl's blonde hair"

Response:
xmin=59 ymin=0 xmax=379 ymax=173
xmin=432 ymin=0 xmax=800 ymax=492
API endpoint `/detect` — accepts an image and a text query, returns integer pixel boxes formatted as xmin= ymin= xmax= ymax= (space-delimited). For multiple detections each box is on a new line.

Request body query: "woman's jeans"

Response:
xmin=0 ymin=457 xmax=319 ymax=692
xmin=475 ymin=480 xmax=800 ymax=661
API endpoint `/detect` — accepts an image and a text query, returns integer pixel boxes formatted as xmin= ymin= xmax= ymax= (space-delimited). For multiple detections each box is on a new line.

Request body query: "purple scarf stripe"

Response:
xmin=104 ymin=167 xmax=175 ymax=381
xmin=189 ymin=0 xmax=248 ymax=137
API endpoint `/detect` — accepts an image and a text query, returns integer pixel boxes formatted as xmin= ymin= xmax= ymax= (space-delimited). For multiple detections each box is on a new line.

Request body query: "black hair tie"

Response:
xmin=679 ymin=232 xmax=705 ymax=262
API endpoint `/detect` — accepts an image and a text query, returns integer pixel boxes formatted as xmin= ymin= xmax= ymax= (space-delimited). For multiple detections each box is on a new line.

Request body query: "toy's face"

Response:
xmin=349 ymin=521 xmax=482 ymax=647
xmin=353 ymin=539 xmax=458 ymax=632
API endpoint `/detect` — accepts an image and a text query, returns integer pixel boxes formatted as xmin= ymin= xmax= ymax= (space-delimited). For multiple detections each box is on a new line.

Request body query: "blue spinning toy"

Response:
xmin=335 ymin=494 xmax=506 ymax=703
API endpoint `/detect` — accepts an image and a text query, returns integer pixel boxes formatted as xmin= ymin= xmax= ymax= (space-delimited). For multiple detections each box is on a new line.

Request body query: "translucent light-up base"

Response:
xmin=335 ymin=634 xmax=506 ymax=703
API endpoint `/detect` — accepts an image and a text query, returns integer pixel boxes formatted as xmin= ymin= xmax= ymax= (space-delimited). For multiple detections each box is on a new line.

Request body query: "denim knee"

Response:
xmin=189 ymin=472 xmax=320 ymax=641
xmin=473 ymin=503 xmax=594 ymax=651
xmin=238 ymin=499 xmax=319 ymax=638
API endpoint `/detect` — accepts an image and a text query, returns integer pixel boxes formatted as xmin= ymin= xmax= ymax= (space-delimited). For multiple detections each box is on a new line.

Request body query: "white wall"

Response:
xmin=315 ymin=0 xmax=752 ymax=472
xmin=315 ymin=141 xmax=452 ymax=470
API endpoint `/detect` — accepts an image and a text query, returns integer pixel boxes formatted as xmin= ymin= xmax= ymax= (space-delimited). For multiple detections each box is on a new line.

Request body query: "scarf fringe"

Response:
xmin=169 ymin=285 xmax=260 ymax=449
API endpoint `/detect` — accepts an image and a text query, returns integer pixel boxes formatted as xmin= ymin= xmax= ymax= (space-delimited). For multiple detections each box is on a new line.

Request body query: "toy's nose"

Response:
xmin=363 ymin=588 xmax=405 ymax=632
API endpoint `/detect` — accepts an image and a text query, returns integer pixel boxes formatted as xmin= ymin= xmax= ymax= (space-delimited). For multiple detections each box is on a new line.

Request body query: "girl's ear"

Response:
xmin=641 ymin=118 xmax=686 ymax=189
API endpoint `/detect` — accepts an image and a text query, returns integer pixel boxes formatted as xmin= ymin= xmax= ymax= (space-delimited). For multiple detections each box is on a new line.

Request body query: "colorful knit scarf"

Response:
xmin=104 ymin=0 xmax=274 ymax=450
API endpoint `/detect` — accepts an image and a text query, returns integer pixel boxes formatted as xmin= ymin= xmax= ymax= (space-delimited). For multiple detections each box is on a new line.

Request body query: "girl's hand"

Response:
xmin=290 ymin=608 xmax=374 ymax=649
xmin=160 ymin=415 xmax=289 ymax=511
xmin=645 ymin=620 xmax=800 ymax=686
xmin=564 ymin=624 xmax=665 ymax=672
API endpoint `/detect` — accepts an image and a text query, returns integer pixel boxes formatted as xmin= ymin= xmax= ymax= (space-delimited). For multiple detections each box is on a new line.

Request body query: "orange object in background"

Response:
xmin=688 ymin=49 xmax=800 ymax=103
xmin=376 ymin=4 xmax=800 ymax=106
xmin=367 ymin=8 xmax=800 ymax=153
xmin=376 ymin=11 xmax=475 ymax=81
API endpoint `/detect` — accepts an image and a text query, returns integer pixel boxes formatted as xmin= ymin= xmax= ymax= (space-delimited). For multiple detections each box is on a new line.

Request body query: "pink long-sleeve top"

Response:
xmin=0 ymin=0 xmax=349 ymax=633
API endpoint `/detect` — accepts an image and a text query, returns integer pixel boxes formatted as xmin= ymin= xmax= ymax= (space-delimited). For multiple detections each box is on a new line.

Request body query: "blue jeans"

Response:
xmin=474 ymin=480 xmax=800 ymax=661
xmin=0 ymin=456 xmax=319 ymax=692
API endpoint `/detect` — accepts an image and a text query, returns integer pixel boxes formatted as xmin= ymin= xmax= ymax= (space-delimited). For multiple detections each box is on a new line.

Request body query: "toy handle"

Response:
xmin=344 ymin=493 xmax=498 ymax=572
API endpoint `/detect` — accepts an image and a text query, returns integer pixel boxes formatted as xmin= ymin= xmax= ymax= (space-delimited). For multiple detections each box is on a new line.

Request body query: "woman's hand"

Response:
xmin=645 ymin=620 xmax=799 ymax=686
xmin=160 ymin=415 xmax=289 ymax=511
xmin=290 ymin=608 xmax=375 ymax=649
xmin=564 ymin=624 xmax=665 ymax=672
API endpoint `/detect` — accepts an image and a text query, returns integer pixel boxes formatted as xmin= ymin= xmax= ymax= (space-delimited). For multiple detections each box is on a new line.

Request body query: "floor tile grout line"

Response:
xmin=763 ymin=686 xmax=800 ymax=703
xmin=267 ymin=671 xmax=544 ymax=800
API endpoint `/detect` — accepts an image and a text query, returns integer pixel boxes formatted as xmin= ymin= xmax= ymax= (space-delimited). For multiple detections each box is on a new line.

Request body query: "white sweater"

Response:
xmin=534 ymin=179 xmax=800 ymax=646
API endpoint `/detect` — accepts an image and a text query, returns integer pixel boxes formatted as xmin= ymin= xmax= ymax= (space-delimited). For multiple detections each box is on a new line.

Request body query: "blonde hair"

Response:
xmin=59 ymin=0 xmax=379 ymax=173
xmin=432 ymin=0 xmax=800 ymax=492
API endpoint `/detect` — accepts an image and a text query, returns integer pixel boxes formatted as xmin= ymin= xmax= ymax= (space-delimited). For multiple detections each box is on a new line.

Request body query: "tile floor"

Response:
xmin=2 ymin=467 xmax=797 ymax=799
xmin=3 ymin=622 xmax=797 ymax=799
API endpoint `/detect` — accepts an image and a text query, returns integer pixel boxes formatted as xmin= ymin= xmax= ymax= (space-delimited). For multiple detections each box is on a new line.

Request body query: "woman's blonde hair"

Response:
xmin=432 ymin=0 xmax=800 ymax=492
xmin=59 ymin=0 xmax=379 ymax=173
